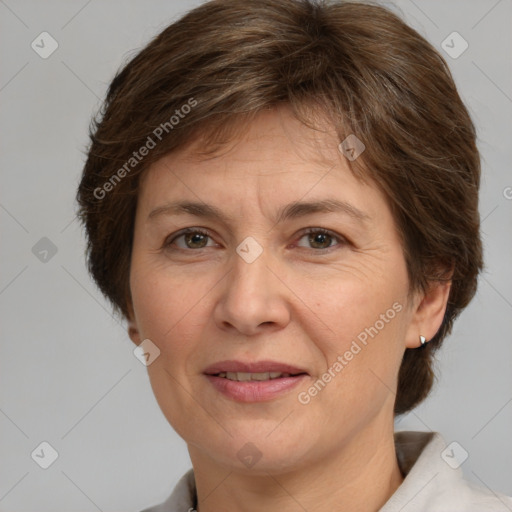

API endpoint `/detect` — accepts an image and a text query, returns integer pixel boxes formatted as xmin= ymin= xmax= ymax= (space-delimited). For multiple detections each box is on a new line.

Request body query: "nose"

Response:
xmin=213 ymin=246 xmax=291 ymax=337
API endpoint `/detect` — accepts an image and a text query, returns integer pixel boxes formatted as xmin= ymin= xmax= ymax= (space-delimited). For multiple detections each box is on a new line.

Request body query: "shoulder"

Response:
xmin=425 ymin=475 xmax=512 ymax=512
xmin=380 ymin=431 xmax=512 ymax=512
xmin=139 ymin=469 xmax=196 ymax=512
xmin=463 ymin=479 xmax=512 ymax=510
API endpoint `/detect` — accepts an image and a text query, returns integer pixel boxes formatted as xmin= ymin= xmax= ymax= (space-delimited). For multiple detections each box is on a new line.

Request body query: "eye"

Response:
xmin=295 ymin=228 xmax=346 ymax=251
xmin=164 ymin=228 xmax=216 ymax=250
xmin=163 ymin=227 xmax=347 ymax=252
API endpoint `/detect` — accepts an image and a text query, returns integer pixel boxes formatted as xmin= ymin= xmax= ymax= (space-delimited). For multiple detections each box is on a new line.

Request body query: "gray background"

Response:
xmin=0 ymin=0 xmax=511 ymax=510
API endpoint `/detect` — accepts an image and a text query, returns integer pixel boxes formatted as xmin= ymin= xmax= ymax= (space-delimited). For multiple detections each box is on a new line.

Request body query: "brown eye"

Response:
xmin=184 ymin=232 xmax=208 ymax=248
xmin=308 ymin=231 xmax=333 ymax=249
xmin=165 ymin=229 xmax=214 ymax=250
xmin=296 ymin=228 xmax=345 ymax=250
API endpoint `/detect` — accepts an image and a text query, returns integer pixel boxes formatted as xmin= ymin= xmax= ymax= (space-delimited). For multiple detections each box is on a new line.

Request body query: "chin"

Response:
xmin=186 ymin=421 xmax=320 ymax=476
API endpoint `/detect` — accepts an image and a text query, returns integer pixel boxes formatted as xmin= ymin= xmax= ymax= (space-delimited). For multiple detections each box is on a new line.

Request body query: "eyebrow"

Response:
xmin=148 ymin=198 xmax=370 ymax=225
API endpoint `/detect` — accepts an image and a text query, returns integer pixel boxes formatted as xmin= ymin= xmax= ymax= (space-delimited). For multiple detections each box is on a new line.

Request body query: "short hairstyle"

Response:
xmin=77 ymin=0 xmax=483 ymax=415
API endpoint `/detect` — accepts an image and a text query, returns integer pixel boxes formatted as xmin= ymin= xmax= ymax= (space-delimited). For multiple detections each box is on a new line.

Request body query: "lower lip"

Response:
xmin=205 ymin=374 xmax=308 ymax=402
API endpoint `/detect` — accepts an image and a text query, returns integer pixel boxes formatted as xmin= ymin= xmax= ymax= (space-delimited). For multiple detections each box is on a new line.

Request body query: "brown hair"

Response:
xmin=76 ymin=0 xmax=482 ymax=415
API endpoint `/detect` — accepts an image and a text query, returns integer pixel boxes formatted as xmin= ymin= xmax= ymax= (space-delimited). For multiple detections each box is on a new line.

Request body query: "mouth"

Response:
xmin=213 ymin=371 xmax=306 ymax=381
xmin=203 ymin=360 xmax=308 ymax=379
xmin=203 ymin=360 xmax=309 ymax=402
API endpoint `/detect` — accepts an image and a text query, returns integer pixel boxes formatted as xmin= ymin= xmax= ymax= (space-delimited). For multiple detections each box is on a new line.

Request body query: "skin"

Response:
xmin=128 ymin=105 xmax=451 ymax=512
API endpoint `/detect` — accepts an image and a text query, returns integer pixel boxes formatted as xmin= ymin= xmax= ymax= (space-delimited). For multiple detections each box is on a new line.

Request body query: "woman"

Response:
xmin=77 ymin=0 xmax=511 ymax=510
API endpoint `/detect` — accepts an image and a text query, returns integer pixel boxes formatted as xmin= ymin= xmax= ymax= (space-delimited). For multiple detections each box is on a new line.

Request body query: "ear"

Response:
xmin=405 ymin=279 xmax=452 ymax=349
xmin=126 ymin=301 xmax=142 ymax=346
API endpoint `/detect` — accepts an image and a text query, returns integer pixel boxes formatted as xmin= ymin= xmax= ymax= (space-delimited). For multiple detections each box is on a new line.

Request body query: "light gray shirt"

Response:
xmin=141 ymin=431 xmax=512 ymax=511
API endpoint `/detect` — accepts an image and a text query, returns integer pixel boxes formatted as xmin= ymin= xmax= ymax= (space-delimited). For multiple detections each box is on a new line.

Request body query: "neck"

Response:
xmin=189 ymin=420 xmax=403 ymax=512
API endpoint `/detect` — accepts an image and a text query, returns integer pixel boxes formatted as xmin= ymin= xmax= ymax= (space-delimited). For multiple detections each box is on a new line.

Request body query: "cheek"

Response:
xmin=295 ymin=262 xmax=409 ymax=399
xmin=130 ymin=266 xmax=203 ymax=354
xmin=130 ymin=262 xmax=234 ymax=393
xmin=131 ymin=248 xmax=208 ymax=322
xmin=298 ymin=265 xmax=407 ymax=347
xmin=130 ymin=269 xmax=212 ymax=434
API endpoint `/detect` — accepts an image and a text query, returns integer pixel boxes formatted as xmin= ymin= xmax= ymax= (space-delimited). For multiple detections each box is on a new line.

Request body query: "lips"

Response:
xmin=203 ymin=360 xmax=309 ymax=402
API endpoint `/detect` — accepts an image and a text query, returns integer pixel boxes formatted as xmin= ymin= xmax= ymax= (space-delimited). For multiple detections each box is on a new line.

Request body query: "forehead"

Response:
xmin=136 ymin=106 xmax=388 ymax=226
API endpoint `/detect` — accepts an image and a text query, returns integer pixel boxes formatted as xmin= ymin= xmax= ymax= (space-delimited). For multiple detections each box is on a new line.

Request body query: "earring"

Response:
xmin=419 ymin=335 xmax=427 ymax=346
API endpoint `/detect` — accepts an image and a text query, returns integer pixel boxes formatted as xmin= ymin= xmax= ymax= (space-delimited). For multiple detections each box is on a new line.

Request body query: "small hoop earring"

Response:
xmin=419 ymin=335 xmax=427 ymax=346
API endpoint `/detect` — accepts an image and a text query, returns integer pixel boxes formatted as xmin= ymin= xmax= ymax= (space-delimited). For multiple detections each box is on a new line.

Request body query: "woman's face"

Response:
xmin=129 ymin=106 xmax=423 ymax=473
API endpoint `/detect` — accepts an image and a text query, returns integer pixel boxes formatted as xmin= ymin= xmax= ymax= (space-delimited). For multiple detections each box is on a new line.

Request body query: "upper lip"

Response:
xmin=203 ymin=360 xmax=308 ymax=375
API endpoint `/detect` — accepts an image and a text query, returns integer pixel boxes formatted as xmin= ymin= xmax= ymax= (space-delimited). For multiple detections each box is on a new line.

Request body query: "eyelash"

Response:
xmin=163 ymin=227 xmax=348 ymax=253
